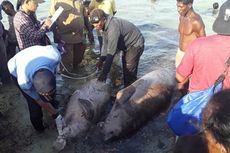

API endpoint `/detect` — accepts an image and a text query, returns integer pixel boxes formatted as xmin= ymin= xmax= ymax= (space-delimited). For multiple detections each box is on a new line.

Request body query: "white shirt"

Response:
xmin=8 ymin=45 xmax=61 ymax=99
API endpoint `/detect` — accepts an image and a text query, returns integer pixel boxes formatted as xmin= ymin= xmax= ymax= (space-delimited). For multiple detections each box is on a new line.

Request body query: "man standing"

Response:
xmin=49 ymin=0 xmax=88 ymax=73
xmin=176 ymin=0 xmax=230 ymax=92
xmin=14 ymin=0 xmax=52 ymax=50
xmin=89 ymin=0 xmax=116 ymax=53
xmin=176 ymin=0 xmax=206 ymax=67
xmin=8 ymin=45 xmax=66 ymax=134
xmin=1 ymin=1 xmax=18 ymax=60
xmin=89 ymin=9 xmax=144 ymax=87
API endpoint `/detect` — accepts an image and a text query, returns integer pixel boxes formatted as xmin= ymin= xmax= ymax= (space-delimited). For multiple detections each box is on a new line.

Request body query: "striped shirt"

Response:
xmin=14 ymin=9 xmax=47 ymax=50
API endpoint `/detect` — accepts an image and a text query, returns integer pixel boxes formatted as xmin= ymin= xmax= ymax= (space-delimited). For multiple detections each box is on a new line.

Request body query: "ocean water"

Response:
xmin=1 ymin=0 xmax=226 ymax=76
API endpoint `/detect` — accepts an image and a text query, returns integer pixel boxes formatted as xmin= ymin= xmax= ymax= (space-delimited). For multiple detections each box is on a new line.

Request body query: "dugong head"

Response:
xmin=102 ymin=102 xmax=131 ymax=141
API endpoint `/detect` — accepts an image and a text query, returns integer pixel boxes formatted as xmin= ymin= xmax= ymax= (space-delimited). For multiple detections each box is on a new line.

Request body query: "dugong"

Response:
xmin=53 ymin=79 xmax=111 ymax=151
xmin=102 ymin=68 xmax=176 ymax=141
xmin=174 ymin=135 xmax=208 ymax=153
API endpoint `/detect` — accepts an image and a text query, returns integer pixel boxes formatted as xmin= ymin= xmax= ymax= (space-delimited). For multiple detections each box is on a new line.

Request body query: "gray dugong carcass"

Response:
xmin=102 ymin=68 xmax=176 ymax=141
xmin=53 ymin=79 xmax=111 ymax=151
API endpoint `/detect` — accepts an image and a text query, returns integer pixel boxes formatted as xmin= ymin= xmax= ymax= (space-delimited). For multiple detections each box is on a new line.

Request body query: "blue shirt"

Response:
xmin=8 ymin=45 xmax=61 ymax=100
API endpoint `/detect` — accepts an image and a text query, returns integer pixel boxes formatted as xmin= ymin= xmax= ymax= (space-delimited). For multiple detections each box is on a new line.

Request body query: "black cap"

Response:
xmin=89 ymin=9 xmax=106 ymax=24
xmin=213 ymin=0 xmax=230 ymax=35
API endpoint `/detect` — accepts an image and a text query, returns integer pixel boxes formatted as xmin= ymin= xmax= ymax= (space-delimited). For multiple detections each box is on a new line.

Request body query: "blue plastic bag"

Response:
xmin=167 ymin=82 xmax=222 ymax=136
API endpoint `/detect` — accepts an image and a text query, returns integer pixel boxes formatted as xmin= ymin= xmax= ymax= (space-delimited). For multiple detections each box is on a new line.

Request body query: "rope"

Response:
xmin=60 ymin=71 xmax=98 ymax=80
xmin=60 ymin=61 xmax=83 ymax=76
xmin=59 ymin=61 xmax=99 ymax=80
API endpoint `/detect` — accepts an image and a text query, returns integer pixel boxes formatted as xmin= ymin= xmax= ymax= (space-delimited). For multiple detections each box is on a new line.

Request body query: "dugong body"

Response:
xmin=53 ymin=79 xmax=111 ymax=151
xmin=174 ymin=135 xmax=208 ymax=153
xmin=102 ymin=68 xmax=176 ymax=141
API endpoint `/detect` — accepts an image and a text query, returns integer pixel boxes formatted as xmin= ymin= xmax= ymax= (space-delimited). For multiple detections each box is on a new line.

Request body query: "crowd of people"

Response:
xmin=0 ymin=0 xmax=230 ymax=152
xmin=175 ymin=0 xmax=230 ymax=153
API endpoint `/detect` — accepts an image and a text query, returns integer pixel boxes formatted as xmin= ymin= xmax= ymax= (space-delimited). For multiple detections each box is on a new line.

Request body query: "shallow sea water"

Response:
xmin=1 ymin=0 xmax=226 ymax=77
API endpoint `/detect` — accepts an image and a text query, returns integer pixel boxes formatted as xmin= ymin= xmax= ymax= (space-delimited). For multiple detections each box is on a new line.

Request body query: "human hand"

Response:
xmin=96 ymin=60 xmax=103 ymax=70
xmin=57 ymin=40 xmax=66 ymax=54
xmin=42 ymin=18 xmax=52 ymax=30
xmin=97 ymin=73 xmax=107 ymax=82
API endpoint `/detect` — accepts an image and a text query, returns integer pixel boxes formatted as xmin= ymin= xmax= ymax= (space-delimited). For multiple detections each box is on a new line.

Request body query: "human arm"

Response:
xmin=105 ymin=20 xmax=120 ymax=56
xmin=193 ymin=17 xmax=206 ymax=37
xmin=19 ymin=82 xmax=57 ymax=115
xmin=21 ymin=81 xmax=65 ymax=134
xmin=97 ymin=22 xmax=119 ymax=81
xmin=98 ymin=54 xmax=114 ymax=82
xmin=36 ymin=98 xmax=57 ymax=115
xmin=36 ymin=95 xmax=65 ymax=135
xmin=176 ymin=72 xmax=187 ymax=83
xmin=197 ymin=25 xmax=206 ymax=37
xmin=176 ymin=72 xmax=188 ymax=90
xmin=83 ymin=6 xmax=94 ymax=43
xmin=176 ymin=43 xmax=196 ymax=91
xmin=14 ymin=15 xmax=49 ymax=42
xmin=41 ymin=18 xmax=52 ymax=30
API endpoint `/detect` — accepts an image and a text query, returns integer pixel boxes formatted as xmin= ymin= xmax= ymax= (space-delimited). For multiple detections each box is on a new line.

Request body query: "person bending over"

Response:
xmin=89 ymin=9 xmax=145 ymax=87
xmin=8 ymin=45 xmax=65 ymax=134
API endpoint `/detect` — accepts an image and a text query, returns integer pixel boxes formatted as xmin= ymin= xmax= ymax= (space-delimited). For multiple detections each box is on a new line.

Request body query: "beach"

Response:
xmin=0 ymin=0 xmax=226 ymax=152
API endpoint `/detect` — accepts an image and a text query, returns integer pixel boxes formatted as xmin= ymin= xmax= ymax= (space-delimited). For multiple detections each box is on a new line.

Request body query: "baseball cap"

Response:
xmin=213 ymin=0 xmax=230 ymax=35
xmin=89 ymin=9 xmax=106 ymax=24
